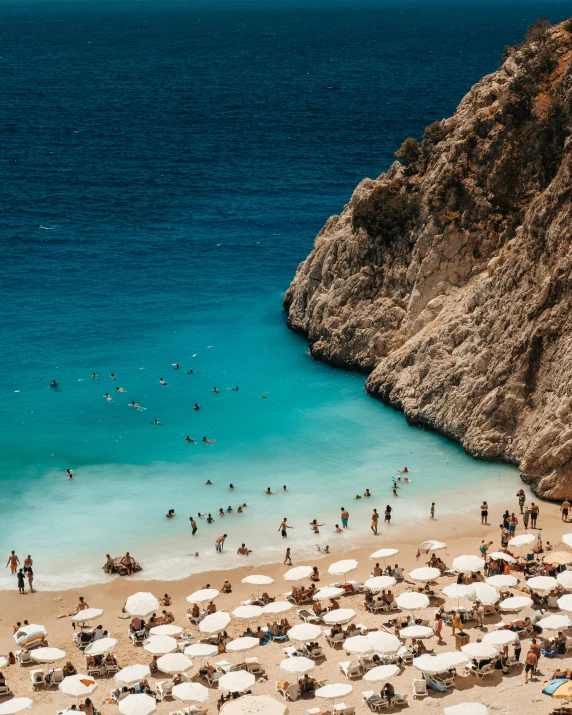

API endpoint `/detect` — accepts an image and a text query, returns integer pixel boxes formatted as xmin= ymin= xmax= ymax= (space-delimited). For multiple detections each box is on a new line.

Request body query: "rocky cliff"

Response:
xmin=284 ymin=19 xmax=572 ymax=500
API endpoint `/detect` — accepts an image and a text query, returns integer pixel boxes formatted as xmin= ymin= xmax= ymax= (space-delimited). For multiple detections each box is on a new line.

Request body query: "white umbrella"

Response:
xmin=172 ymin=682 xmax=210 ymax=703
xmin=186 ymin=588 xmax=220 ymax=604
xmin=118 ymin=694 xmax=157 ymax=715
xmin=125 ymin=592 xmax=159 ymax=618
xmin=115 ymin=665 xmax=151 ymax=686
xmin=364 ymin=576 xmax=396 ymax=590
xmin=461 ymin=643 xmax=497 ymax=660
xmin=226 ymin=637 xmax=260 ymax=655
xmin=563 ymin=534 xmax=572 ymax=549
xmin=558 ymin=594 xmax=572 ymax=612
xmin=536 ymin=614 xmax=571 ymax=632
xmin=232 ymin=605 xmax=264 ymax=621
xmin=199 ymin=611 xmax=231 ymax=635
xmin=527 ymin=575 xmax=557 ymax=593
xmin=13 ymin=623 xmax=46 ymax=647
xmin=322 ymin=609 xmax=356 ymax=625
xmin=279 ymin=657 xmax=315 ymax=675
xmin=262 ymin=601 xmax=293 ymax=615
xmin=287 ymin=623 xmax=322 ymax=642
xmin=84 ymin=637 xmax=117 ymax=657
xmin=157 ymin=653 xmax=193 ymax=674
xmin=30 ymin=647 xmax=66 ymax=663
xmin=368 ymin=632 xmax=401 ymax=655
xmin=218 ymin=671 xmax=256 ymax=693
xmin=444 ymin=705 xmax=490 ymax=715
xmin=0 ymin=699 xmax=33 ymax=715
xmin=557 ymin=572 xmax=572 ymax=590
xmin=149 ymin=624 xmax=183 ymax=637
xmin=499 ymin=596 xmax=533 ymax=612
xmin=343 ymin=635 xmax=373 ymax=655
xmin=143 ymin=635 xmax=178 ymax=655
xmin=470 ymin=583 xmax=499 ymax=606
xmin=452 ymin=555 xmax=485 ymax=573
xmin=284 ymin=566 xmax=313 ymax=582
xmin=482 ymin=630 xmax=517 ymax=646
xmin=485 ymin=575 xmax=518 ymax=589
xmin=184 ymin=643 xmax=219 ymax=659
xmin=489 ymin=552 xmax=516 ymax=563
xmin=443 ymin=584 xmax=475 ymax=600
xmin=417 ymin=540 xmax=447 ymax=555
xmin=370 ymin=548 xmax=399 ymax=561
xmin=315 ymin=683 xmax=353 ymax=705
xmin=409 ymin=567 xmax=440 ymax=582
xmin=59 ymin=674 xmax=98 ymax=698
xmin=71 ymin=608 xmax=104 ymax=623
xmin=362 ymin=664 xmax=400 ymax=682
xmin=508 ymin=534 xmax=535 ymax=548
xmin=396 ymin=591 xmax=429 ymax=611
xmin=412 ymin=654 xmax=451 ymax=674
xmin=221 ymin=696 xmax=286 ymax=715
xmin=399 ymin=625 xmax=433 ymax=639
xmin=0 ymin=657 xmax=6 ymax=668
xmin=313 ymin=587 xmax=345 ymax=600
xmin=242 ymin=575 xmax=274 ymax=586
xmin=439 ymin=652 xmax=470 ymax=669
xmin=328 ymin=559 xmax=358 ymax=581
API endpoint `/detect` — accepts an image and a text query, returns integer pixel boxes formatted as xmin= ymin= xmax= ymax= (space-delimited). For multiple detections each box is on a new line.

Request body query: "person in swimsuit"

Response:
xmin=229 ymin=484 xmax=235 ymax=490
xmin=206 ymin=514 xmax=214 ymax=523
xmin=121 ymin=553 xmax=135 ymax=575
xmin=480 ymin=501 xmax=488 ymax=525
xmin=265 ymin=488 xmax=274 ymax=494
xmin=212 ymin=386 xmax=219 ymax=393
xmin=194 ymin=403 xmax=200 ymax=410
xmin=17 ymin=569 xmax=26 ymax=594
xmin=202 ymin=436 xmax=214 ymax=443
xmin=159 ymin=378 xmax=168 ymax=386
xmin=397 ymin=467 xmax=408 ymax=474
xmin=310 ymin=519 xmax=324 ymax=533
xmin=116 ymin=386 xmax=127 ymax=393
xmin=237 ymin=543 xmax=251 ymax=555
xmin=190 ymin=517 xmax=198 ymax=535
xmin=371 ymin=509 xmax=379 ymax=535
xmin=67 ymin=469 xmax=74 ymax=479
xmin=284 ymin=547 xmax=292 ymax=565
xmin=50 ymin=380 xmax=58 ymax=388
xmin=430 ymin=502 xmax=435 ymax=519
xmin=104 ymin=393 xmax=112 ymax=401
xmin=153 ymin=419 xmax=163 ymax=425
xmin=166 ymin=509 xmax=175 ymax=518
xmin=205 ymin=480 xmax=213 ymax=485
xmin=173 ymin=363 xmax=180 ymax=369
xmin=279 ymin=518 xmax=292 ymax=537
xmin=364 ymin=489 xmax=372 ymax=497
xmin=129 ymin=401 xmax=145 ymax=410
xmin=232 ymin=386 xmax=239 ymax=391
xmin=23 ymin=555 xmax=33 ymax=573
xmin=6 ymin=551 xmax=19 ymax=575
xmin=185 ymin=436 xmax=195 ymax=443
xmin=384 ymin=505 xmax=392 ymax=524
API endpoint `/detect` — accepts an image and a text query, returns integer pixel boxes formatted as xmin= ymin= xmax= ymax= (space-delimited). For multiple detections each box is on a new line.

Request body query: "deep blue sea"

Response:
xmin=1 ymin=0 xmax=568 ymax=589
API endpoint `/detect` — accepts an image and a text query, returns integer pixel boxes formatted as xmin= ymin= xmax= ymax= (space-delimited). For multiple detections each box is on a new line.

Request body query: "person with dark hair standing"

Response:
xmin=17 ymin=568 xmax=25 ymax=594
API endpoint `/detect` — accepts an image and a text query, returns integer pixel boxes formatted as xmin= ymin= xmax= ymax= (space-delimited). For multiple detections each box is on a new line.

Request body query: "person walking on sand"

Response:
xmin=517 ymin=489 xmax=525 ymax=514
xmin=530 ymin=502 xmax=539 ymax=529
xmin=284 ymin=548 xmax=292 ymax=566
xmin=451 ymin=610 xmax=462 ymax=636
xmin=433 ymin=613 xmax=444 ymax=644
xmin=523 ymin=505 xmax=531 ymax=530
xmin=6 ymin=551 xmax=19 ymax=575
xmin=17 ymin=568 xmax=25 ymax=594
xmin=215 ymin=534 xmax=227 ymax=552
xmin=27 ymin=569 xmax=34 ymax=593
xmin=430 ymin=502 xmax=435 ymax=519
xmin=371 ymin=509 xmax=379 ymax=535
xmin=480 ymin=501 xmax=488 ymax=525
xmin=341 ymin=507 xmax=349 ymax=529
xmin=562 ymin=499 xmax=571 ymax=522
xmin=279 ymin=518 xmax=292 ymax=538
xmin=524 ymin=648 xmax=538 ymax=683
xmin=508 ymin=512 xmax=518 ymax=536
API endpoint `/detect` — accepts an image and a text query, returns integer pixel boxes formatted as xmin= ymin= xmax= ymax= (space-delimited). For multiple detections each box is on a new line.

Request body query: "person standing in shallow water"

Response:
xmin=480 ymin=501 xmax=488 ymax=525
xmin=284 ymin=548 xmax=292 ymax=565
xmin=371 ymin=509 xmax=379 ymax=535
xmin=17 ymin=569 xmax=25 ymax=594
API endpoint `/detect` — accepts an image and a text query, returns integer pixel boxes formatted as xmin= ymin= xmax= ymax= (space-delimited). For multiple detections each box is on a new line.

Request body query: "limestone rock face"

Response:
xmin=284 ymin=23 xmax=572 ymax=499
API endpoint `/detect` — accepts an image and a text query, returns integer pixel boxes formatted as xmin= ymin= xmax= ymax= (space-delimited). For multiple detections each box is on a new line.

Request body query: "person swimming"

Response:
xmin=227 ymin=506 xmax=233 ymax=513
xmin=50 ymin=380 xmax=58 ymax=388
xmin=194 ymin=403 xmax=200 ymax=410
xmin=219 ymin=508 xmax=225 ymax=517
xmin=104 ymin=393 xmax=112 ymax=401
xmin=364 ymin=489 xmax=372 ymax=497
xmin=185 ymin=436 xmax=195 ymax=443
xmin=237 ymin=505 xmax=243 ymax=513
xmin=116 ymin=386 xmax=127 ymax=393
xmin=202 ymin=436 xmax=215 ymax=444
xmin=229 ymin=484 xmax=235 ymax=490
xmin=212 ymin=386 xmax=219 ymax=393
xmin=206 ymin=514 xmax=214 ymax=523
xmin=261 ymin=394 xmax=267 ymax=399
xmin=152 ymin=419 xmax=163 ymax=425
xmin=166 ymin=509 xmax=175 ymax=518
xmin=66 ymin=469 xmax=74 ymax=479
xmin=283 ymin=485 xmax=287 ymax=491
xmin=129 ymin=401 xmax=146 ymax=410
xmin=355 ymin=494 xmax=362 ymax=500
xmin=92 ymin=373 xmax=98 ymax=379
xmin=265 ymin=488 xmax=274 ymax=495
xmin=397 ymin=467 xmax=408 ymax=474
xmin=205 ymin=480 xmax=212 ymax=485
xmin=110 ymin=373 xmax=115 ymax=381
xmin=173 ymin=363 xmax=180 ymax=369
xmin=186 ymin=369 xmax=194 ymax=375
xmin=159 ymin=378 xmax=168 ymax=386
xmin=232 ymin=386 xmax=239 ymax=391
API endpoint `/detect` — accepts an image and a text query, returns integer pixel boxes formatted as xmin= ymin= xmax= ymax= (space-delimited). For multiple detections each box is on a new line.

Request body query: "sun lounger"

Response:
xmin=391 ymin=690 xmax=408 ymax=707
xmin=338 ymin=661 xmax=362 ymax=679
xmin=0 ymin=685 xmax=11 ymax=697
xmin=298 ymin=609 xmax=322 ymax=623
xmin=16 ymin=650 xmax=33 ymax=666
xmin=129 ymin=629 xmax=147 ymax=645
xmin=157 ymin=680 xmax=173 ymax=698
xmin=412 ymin=678 xmax=427 ymax=698
xmin=30 ymin=670 xmax=45 ymax=690
xmin=325 ymin=632 xmax=344 ymax=647
xmin=276 ymin=681 xmax=299 ymax=701
xmin=474 ymin=663 xmax=496 ymax=679
xmin=361 ymin=691 xmax=389 ymax=711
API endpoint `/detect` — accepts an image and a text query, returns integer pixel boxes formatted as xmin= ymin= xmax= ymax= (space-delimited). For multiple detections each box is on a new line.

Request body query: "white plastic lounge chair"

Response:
xmin=412 ymin=678 xmax=427 ymax=698
xmin=338 ymin=661 xmax=362 ymax=679
xmin=30 ymin=670 xmax=45 ymax=690
xmin=157 ymin=680 xmax=173 ymax=698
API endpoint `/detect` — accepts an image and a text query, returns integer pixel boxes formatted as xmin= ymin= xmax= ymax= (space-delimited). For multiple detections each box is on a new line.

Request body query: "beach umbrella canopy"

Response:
xmin=279 ymin=656 xmax=315 ymax=675
xmin=543 ymin=552 xmax=572 ymax=566
xmin=149 ymin=624 xmax=183 ymax=637
xmin=13 ymin=623 xmax=46 ymax=648
xmin=343 ymin=635 xmax=373 ymax=655
xmin=328 ymin=560 xmax=358 ymax=577
xmin=184 ymin=643 xmax=219 ymax=659
xmin=557 ymin=572 xmax=572 ymax=590
xmin=199 ymin=611 xmax=231 ymax=635
xmin=186 ymin=588 xmax=220 ymax=604
xmin=527 ymin=575 xmax=558 ymax=593
xmin=313 ymin=587 xmax=345 ymax=601
xmin=396 ymin=591 xmax=429 ymax=611
xmin=284 ymin=566 xmax=313 ymax=582
xmin=485 ymin=575 xmax=518 ymax=589
xmin=499 ymin=596 xmax=533 ymax=612
xmin=118 ymin=694 xmax=157 ymax=715
xmin=364 ymin=576 xmax=396 ymax=590
xmin=417 ymin=540 xmax=447 ymax=555
xmin=482 ymin=630 xmax=517 ymax=646
xmin=470 ymin=583 xmax=499 ymax=606
xmin=226 ymin=637 xmax=260 ymax=654
xmin=115 ymin=665 xmax=151 ymax=686
xmin=362 ymin=664 xmax=400 ymax=683
xmin=125 ymin=592 xmax=159 ymax=618
xmin=232 ymin=605 xmax=264 ymax=621
xmin=143 ymin=635 xmax=178 ymax=656
xmin=59 ymin=674 xmax=98 ymax=698
xmin=242 ymin=575 xmax=274 ymax=586
xmin=412 ymin=654 xmax=450 ymax=674
xmin=544 ymin=679 xmax=572 ymax=700
xmin=0 ymin=699 xmax=33 ymax=715
xmin=452 ymin=555 xmax=485 ymax=573
xmin=399 ymin=625 xmax=433 ymax=639
xmin=30 ymin=647 xmax=66 ymax=663
xmin=508 ymin=534 xmax=535 ymax=548
xmin=287 ymin=624 xmax=322 ymax=642
xmin=218 ymin=671 xmax=256 ymax=693
xmin=558 ymin=594 xmax=572 ymax=612
xmin=439 ymin=652 xmax=470 ymax=669
xmin=368 ymin=632 xmax=401 ymax=655
xmin=536 ymin=614 xmax=571 ymax=632
xmin=488 ymin=552 xmax=516 ymax=564
xmin=410 ymin=567 xmax=440 ymax=582
xmin=443 ymin=705 xmax=490 ymax=715
xmin=315 ymin=684 xmax=353 ymax=702
xmin=461 ymin=643 xmax=497 ymax=660
xmin=262 ymin=601 xmax=293 ymax=615
xmin=442 ymin=584 xmax=475 ymax=600
xmin=370 ymin=548 xmax=399 ymax=560
xmin=156 ymin=653 xmax=193 ymax=674
xmin=72 ymin=608 xmax=104 ymax=623
xmin=84 ymin=637 xmax=117 ymax=657
xmin=322 ymin=609 xmax=356 ymax=626
xmin=221 ymin=696 xmax=286 ymax=715
xmin=172 ymin=682 xmax=210 ymax=703
xmin=563 ymin=534 xmax=572 ymax=549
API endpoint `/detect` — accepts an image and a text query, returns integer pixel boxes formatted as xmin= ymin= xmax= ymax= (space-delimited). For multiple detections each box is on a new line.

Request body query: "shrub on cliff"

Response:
xmin=352 ymin=183 xmax=420 ymax=244
xmin=422 ymin=121 xmax=447 ymax=152
xmin=564 ymin=18 xmax=572 ymax=33
xmin=504 ymin=73 xmax=539 ymax=125
xmin=395 ymin=137 xmax=420 ymax=166
xmin=524 ymin=17 xmax=552 ymax=44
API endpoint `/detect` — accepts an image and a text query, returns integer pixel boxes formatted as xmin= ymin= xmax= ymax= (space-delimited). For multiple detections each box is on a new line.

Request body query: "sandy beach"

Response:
xmin=1 ymin=491 xmax=570 ymax=715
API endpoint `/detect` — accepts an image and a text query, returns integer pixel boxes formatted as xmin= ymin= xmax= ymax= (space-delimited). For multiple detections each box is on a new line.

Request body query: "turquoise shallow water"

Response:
xmin=2 ymin=0 xmax=563 ymax=589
